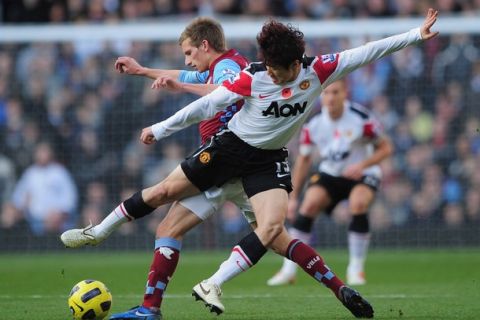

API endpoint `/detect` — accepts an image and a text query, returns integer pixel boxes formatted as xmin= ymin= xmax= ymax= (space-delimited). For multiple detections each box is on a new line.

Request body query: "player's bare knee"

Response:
xmin=259 ymin=223 xmax=283 ymax=245
xmin=149 ymin=183 xmax=173 ymax=207
xmin=301 ymin=203 xmax=322 ymax=217
xmin=350 ymin=200 xmax=370 ymax=213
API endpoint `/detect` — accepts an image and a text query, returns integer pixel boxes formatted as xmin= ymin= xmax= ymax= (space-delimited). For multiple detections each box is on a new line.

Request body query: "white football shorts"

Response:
xmin=178 ymin=178 xmax=256 ymax=224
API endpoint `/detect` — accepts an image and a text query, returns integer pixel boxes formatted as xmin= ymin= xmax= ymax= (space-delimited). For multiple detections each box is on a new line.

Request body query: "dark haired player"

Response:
xmin=267 ymin=79 xmax=393 ymax=287
xmin=142 ymin=10 xmax=437 ymax=318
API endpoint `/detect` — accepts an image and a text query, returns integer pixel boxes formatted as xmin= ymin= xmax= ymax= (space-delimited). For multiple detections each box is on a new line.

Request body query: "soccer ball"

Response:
xmin=68 ymin=279 xmax=113 ymax=320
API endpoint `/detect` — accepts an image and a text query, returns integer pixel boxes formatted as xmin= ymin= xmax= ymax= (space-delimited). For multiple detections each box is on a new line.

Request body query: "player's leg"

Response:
xmin=207 ymin=188 xmax=288 ymax=282
xmin=196 ymin=222 xmax=373 ymax=318
xmin=272 ymin=228 xmax=374 ymax=318
xmin=193 ymin=188 xmax=288 ymax=313
xmin=346 ymin=183 xmax=376 ymax=286
xmin=267 ymin=183 xmax=331 ymax=286
xmin=192 ymin=181 xmax=257 ymax=314
xmin=61 ymin=165 xmax=199 ymax=248
xmin=110 ymin=195 xmax=212 ymax=319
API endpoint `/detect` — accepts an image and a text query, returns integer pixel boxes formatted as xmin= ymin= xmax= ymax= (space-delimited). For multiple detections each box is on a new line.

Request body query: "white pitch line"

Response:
xmin=0 ymin=293 xmax=453 ymax=300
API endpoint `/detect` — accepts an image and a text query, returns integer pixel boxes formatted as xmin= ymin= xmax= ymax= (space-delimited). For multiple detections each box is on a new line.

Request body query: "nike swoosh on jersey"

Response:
xmin=259 ymin=93 xmax=272 ymax=99
xmin=277 ymin=173 xmax=290 ymax=178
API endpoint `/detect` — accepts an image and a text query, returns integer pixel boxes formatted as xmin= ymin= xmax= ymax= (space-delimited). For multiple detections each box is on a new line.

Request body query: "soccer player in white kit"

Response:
xmin=267 ymin=79 xmax=393 ymax=287
xmin=135 ymin=10 xmax=437 ymax=319
xmin=64 ymin=9 xmax=438 ymax=320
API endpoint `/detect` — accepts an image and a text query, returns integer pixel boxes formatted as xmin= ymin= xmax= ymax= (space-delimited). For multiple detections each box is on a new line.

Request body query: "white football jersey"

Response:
xmin=152 ymin=28 xmax=422 ymax=149
xmin=299 ymin=101 xmax=383 ymax=178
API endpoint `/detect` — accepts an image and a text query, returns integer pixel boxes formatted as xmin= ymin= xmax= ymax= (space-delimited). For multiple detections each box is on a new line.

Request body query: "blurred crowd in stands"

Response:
xmin=0 ymin=1 xmax=479 ymax=244
xmin=2 ymin=0 xmax=480 ymax=23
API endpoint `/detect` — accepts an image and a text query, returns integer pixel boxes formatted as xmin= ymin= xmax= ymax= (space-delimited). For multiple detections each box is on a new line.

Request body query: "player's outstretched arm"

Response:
xmin=420 ymin=8 xmax=439 ymax=40
xmin=115 ymin=56 xmax=181 ymax=80
xmin=140 ymin=86 xmax=243 ymax=144
xmin=151 ymin=76 xmax=219 ymax=96
xmin=321 ymin=8 xmax=439 ymax=88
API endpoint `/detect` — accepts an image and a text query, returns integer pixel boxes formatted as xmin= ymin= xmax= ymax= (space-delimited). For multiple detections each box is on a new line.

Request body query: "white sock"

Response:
xmin=347 ymin=231 xmax=371 ymax=273
xmin=278 ymin=228 xmax=312 ymax=276
xmin=207 ymin=245 xmax=253 ymax=287
xmin=92 ymin=203 xmax=132 ymax=239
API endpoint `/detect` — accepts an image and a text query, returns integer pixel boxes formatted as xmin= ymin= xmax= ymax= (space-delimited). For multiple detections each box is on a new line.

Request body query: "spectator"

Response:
xmin=0 ymin=141 xmax=78 ymax=235
xmin=79 ymin=181 xmax=110 ymax=227
xmin=432 ymin=34 xmax=479 ymax=88
xmin=0 ymin=154 xmax=15 ymax=209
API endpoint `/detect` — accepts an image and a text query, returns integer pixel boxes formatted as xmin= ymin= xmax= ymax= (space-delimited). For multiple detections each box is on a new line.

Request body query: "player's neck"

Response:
xmin=289 ymin=64 xmax=302 ymax=82
xmin=208 ymin=51 xmax=227 ymax=68
xmin=329 ymin=106 xmax=344 ymax=120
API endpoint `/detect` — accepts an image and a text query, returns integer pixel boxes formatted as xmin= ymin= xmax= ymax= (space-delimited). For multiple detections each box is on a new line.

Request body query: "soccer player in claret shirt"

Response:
xmin=61 ymin=17 xmax=256 ymax=320
xmin=267 ymin=79 xmax=393 ymax=287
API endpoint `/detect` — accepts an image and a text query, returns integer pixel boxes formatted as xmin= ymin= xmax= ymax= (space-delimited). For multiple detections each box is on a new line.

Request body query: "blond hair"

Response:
xmin=179 ymin=17 xmax=226 ymax=52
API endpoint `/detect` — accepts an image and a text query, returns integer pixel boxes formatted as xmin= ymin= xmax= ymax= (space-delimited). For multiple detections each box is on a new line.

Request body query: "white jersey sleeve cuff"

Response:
xmin=152 ymin=123 xmax=166 ymax=141
xmin=299 ymin=144 xmax=314 ymax=156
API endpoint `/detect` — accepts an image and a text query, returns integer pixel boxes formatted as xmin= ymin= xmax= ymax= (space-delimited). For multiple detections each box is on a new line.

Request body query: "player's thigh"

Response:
xmin=143 ymin=165 xmax=200 ymax=206
xmin=299 ymin=185 xmax=332 ymax=217
xmin=349 ymin=184 xmax=376 ymax=214
xmin=156 ymin=201 xmax=203 ymax=239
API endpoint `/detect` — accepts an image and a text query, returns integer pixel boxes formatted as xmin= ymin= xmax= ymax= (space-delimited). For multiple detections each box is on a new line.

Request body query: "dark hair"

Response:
xmin=256 ymin=20 xmax=305 ymax=69
xmin=179 ymin=17 xmax=226 ymax=53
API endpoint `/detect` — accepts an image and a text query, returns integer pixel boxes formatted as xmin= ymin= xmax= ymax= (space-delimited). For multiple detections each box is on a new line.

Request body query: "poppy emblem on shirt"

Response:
xmin=299 ymin=80 xmax=310 ymax=90
xmin=282 ymin=88 xmax=292 ymax=98
xmin=199 ymin=151 xmax=211 ymax=164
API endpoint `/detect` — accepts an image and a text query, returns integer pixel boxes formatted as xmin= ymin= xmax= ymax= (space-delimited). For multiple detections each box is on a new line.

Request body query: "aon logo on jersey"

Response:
xmin=262 ymin=101 xmax=307 ymax=118
xmin=328 ymin=150 xmax=350 ymax=161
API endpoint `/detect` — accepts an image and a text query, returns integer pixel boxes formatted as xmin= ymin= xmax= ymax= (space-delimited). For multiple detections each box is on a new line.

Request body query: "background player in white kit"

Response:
xmin=267 ymin=79 xmax=393 ymax=287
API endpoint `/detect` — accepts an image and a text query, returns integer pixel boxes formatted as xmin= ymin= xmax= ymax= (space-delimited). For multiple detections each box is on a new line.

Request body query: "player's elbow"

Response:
xmin=377 ymin=137 xmax=394 ymax=157
xmin=384 ymin=139 xmax=394 ymax=156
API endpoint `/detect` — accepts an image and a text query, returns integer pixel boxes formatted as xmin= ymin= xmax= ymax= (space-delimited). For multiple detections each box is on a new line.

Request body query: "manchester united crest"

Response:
xmin=309 ymin=173 xmax=320 ymax=183
xmin=199 ymin=151 xmax=211 ymax=164
xmin=299 ymin=80 xmax=310 ymax=90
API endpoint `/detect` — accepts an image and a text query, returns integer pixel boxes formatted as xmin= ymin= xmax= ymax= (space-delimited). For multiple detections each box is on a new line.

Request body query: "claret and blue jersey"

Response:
xmin=177 ymin=49 xmax=248 ymax=143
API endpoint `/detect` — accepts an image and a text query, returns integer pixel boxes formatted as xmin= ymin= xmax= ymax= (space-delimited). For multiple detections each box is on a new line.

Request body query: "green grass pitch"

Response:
xmin=1 ymin=249 xmax=479 ymax=319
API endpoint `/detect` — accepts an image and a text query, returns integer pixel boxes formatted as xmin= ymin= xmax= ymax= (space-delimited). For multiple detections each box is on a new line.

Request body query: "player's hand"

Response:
xmin=420 ymin=8 xmax=439 ymax=40
xmin=342 ymin=163 xmax=364 ymax=181
xmin=287 ymin=196 xmax=299 ymax=223
xmin=140 ymin=126 xmax=156 ymax=145
xmin=115 ymin=56 xmax=144 ymax=75
xmin=151 ymin=76 xmax=183 ymax=92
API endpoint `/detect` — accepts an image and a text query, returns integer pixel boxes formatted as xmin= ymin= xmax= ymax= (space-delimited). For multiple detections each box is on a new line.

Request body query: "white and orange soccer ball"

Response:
xmin=68 ymin=280 xmax=112 ymax=320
